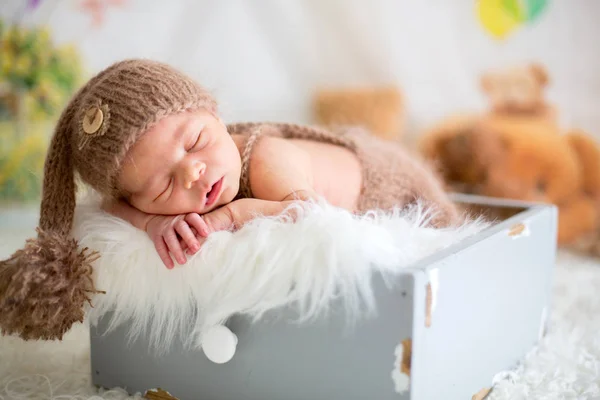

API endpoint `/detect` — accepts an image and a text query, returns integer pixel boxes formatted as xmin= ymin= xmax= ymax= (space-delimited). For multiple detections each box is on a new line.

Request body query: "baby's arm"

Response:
xmin=247 ymin=134 xmax=317 ymax=202
xmin=101 ymin=198 xmax=153 ymax=231
xmin=198 ymin=198 xmax=297 ymax=233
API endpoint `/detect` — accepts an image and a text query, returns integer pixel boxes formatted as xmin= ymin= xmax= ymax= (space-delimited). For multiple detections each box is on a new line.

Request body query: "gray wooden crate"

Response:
xmin=90 ymin=194 xmax=557 ymax=400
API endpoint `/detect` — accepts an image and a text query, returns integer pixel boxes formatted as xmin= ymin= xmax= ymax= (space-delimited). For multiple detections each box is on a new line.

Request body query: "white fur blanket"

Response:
xmin=72 ymin=195 xmax=487 ymax=352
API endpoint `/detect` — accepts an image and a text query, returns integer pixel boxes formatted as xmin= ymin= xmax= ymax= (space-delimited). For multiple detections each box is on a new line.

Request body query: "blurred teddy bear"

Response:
xmin=419 ymin=62 xmax=559 ymax=189
xmin=418 ymin=61 xmax=600 ymax=253
xmin=418 ymin=113 xmax=499 ymax=193
xmin=419 ymin=114 xmax=600 ymax=250
xmin=419 ymin=62 xmax=557 ymax=193
xmin=480 ymin=118 xmax=600 ymax=246
xmin=480 ymin=63 xmax=557 ymax=124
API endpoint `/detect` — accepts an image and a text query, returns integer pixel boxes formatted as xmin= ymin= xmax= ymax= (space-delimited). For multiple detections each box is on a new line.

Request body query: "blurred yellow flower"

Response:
xmin=14 ymin=55 xmax=32 ymax=78
xmin=1 ymin=52 xmax=13 ymax=75
xmin=37 ymin=26 xmax=51 ymax=44
xmin=0 ymin=20 xmax=84 ymax=120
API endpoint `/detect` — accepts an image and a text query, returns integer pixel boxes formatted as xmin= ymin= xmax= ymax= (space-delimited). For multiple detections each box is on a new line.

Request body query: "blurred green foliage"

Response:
xmin=0 ymin=19 xmax=83 ymax=120
xmin=0 ymin=19 xmax=83 ymax=203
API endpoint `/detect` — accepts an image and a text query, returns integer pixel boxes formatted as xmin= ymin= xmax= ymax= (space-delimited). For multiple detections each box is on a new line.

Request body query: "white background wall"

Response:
xmin=3 ymin=0 xmax=600 ymax=139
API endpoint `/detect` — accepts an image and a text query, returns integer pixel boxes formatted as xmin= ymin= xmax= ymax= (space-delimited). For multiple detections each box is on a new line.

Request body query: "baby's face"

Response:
xmin=118 ymin=109 xmax=241 ymax=215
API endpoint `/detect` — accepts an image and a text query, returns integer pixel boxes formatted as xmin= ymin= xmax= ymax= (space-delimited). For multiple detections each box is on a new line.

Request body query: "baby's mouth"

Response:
xmin=205 ymin=177 xmax=224 ymax=207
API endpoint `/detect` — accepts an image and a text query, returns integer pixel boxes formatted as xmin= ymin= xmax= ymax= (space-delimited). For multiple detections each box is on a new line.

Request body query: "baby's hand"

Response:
xmin=145 ymin=213 xmax=210 ymax=269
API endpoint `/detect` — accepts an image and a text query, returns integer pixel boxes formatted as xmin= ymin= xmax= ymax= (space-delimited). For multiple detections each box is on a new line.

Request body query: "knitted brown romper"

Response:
xmin=227 ymin=122 xmax=459 ymax=227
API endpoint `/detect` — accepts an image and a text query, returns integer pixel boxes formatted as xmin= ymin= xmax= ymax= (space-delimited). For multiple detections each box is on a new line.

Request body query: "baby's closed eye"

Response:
xmin=187 ymin=125 xmax=205 ymax=151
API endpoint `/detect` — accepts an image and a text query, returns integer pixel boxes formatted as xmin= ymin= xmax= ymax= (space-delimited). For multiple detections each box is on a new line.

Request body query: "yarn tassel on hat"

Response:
xmin=0 ymin=105 xmax=102 ymax=341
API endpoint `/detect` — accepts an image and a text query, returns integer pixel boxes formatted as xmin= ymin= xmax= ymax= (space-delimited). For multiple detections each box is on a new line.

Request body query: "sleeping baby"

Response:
xmin=100 ymin=61 xmax=460 ymax=268
xmin=0 ymin=59 xmax=459 ymax=341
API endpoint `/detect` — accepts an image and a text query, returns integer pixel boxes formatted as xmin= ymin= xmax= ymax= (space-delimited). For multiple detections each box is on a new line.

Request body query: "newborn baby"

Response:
xmin=98 ymin=65 xmax=460 ymax=269
xmin=108 ymin=134 xmax=459 ymax=270
xmin=0 ymin=59 xmax=458 ymax=341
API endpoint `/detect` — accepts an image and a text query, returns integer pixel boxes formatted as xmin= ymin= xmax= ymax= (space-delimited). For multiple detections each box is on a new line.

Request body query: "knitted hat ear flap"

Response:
xmin=0 ymin=104 xmax=102 ymax=341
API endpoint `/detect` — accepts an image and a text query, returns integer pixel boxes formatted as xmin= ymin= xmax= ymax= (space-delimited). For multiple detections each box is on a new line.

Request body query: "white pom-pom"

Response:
xmin=201 ymin=325 xmax=238 ymax=364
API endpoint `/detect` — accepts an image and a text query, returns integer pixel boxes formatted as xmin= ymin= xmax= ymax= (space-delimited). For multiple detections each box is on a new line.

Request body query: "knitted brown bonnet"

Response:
xmin=0 ymin=59 xmax=217 ymax=340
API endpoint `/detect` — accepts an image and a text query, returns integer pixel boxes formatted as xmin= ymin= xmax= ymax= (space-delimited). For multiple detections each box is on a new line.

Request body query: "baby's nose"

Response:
xmin=184 ymin=161 xmax=206 ymax=189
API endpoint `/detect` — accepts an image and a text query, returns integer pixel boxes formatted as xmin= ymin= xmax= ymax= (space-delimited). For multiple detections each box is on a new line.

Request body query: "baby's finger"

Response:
xmin=179 ymin=239 xmax=188 ymax=252
xmin=164 ymin=230 xmax=187 ymax=265
xmin=185 ymin=213 xmax=210 ymax=237
xmin=175 ymin=220 xmax=200 ymax=254
xmin=186 ymin=236 xmax=207 ymax=255
xmin=178 ymin=228 xmax=198 ymax=252
xmin=154 ymin=237 xmax=174 ymax=269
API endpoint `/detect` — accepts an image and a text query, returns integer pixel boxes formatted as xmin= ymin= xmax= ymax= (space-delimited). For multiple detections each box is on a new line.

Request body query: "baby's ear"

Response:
xmin=529 ymin=63 xmax=549 ymax=87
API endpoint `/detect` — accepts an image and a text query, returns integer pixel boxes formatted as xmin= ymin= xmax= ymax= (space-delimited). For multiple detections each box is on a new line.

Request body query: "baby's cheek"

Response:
xmin=183 ymin=191 xmax=205 ymax=214
xmin=129 ymin=197 xmax=154 ymax=215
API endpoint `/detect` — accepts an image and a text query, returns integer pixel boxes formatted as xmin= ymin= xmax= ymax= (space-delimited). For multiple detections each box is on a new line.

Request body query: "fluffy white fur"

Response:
xmin=71 ymin=193 xmax=486 ymax=352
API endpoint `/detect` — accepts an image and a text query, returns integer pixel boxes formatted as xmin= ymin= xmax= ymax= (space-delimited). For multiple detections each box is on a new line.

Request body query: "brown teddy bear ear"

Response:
xmin=529 ymin=63 xmax=549 ymax=87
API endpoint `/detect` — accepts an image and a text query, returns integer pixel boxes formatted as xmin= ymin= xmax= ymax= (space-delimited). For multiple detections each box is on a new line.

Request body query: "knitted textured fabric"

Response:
xmin=0 ymin=59 xmax=217 ymax=340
